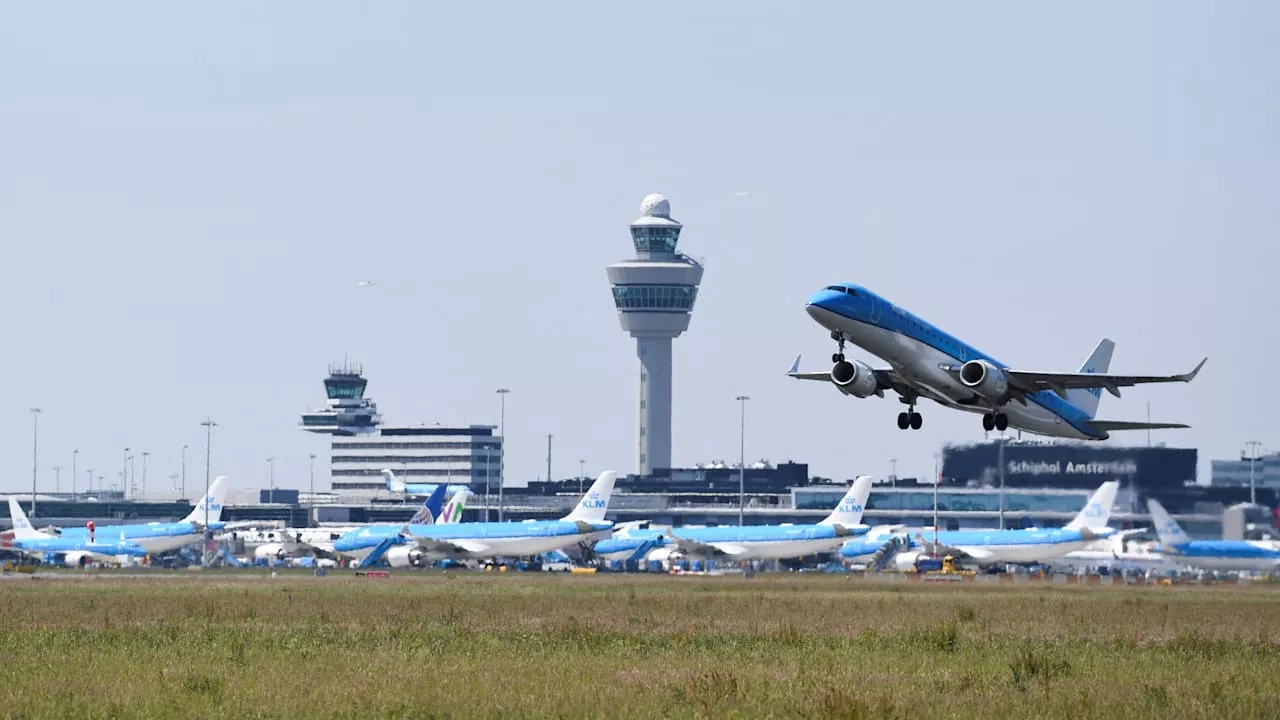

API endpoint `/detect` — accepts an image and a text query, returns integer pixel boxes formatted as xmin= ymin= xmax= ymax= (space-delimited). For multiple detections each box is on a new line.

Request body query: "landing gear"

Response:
xmin=830 ymin=331 xmax=846 ymax=364
xmin=897 ymin=403 xmax=923 ymax=430
xmin=982 ymin=412 xmax=1009 ymax=432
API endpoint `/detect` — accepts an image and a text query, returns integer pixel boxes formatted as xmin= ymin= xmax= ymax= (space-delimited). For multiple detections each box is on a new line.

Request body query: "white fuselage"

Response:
xmin=809 ymin=306 xmax=1094 ymax=440
xmin=337 ymin=532 xmax=597 ymax=562
xmin=1049 ymin=550 xmax=1178 ymax=573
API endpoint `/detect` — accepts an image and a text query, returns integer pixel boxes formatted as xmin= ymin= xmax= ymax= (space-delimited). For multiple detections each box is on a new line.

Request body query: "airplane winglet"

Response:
xmin=787 ymin=354 xmax=802 ymax=375
xmin=1179 ymin=357 xmax=1207 ymax=382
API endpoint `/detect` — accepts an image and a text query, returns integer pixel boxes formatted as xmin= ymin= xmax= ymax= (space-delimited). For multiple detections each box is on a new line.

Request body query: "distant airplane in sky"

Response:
xmin=789 ymin=283 xmax=1206 ymax=440
xmin=356 ymin=280 xmax=379 ymax=287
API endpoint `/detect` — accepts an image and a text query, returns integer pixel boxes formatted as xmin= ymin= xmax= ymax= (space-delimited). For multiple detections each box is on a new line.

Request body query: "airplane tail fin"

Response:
xmin=6 ymin=497 xmax=46 ymax=540
xmin=440 ymin=489 xmax=470 ymax=524
xmin=819 ymin=476 xmax=873 ymax=526
xmin=183 ymin=476 xmax=229 ymax=525
xmin=1064 ymin=480 xmax=1119 ymax=531
xmin=1146 ymin=499 xmax=1192 ymax=547
xmin=382 ymin=469 xmax=406 ymax=493
xmin=1066 ymin=338 xmax=1114 ymax=419
xmin=561 ymin=471 xmax=617 ymax=523
xmin=410 ymin=484 xmax=449 ymax=524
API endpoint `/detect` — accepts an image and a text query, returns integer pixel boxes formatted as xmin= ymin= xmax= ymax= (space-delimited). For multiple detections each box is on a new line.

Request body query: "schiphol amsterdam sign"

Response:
xmin=1005 ymin=460 xmax=1139 ymax=477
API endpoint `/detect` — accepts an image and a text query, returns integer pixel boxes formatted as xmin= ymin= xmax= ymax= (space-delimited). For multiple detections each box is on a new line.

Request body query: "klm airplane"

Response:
xmin=52 ymin=476 xmax=230 ymax=555
xmin=790 ymin=284 xmax=1205 ymax=439
xmin=841 ymin=481 xmax=1120 ymax=568
xmin=1147 ymin=499 xmax=1280 ymax=573
xmin=382 ymin=469 xmax=472 ymax=499
xmin=3 ymin=497 xmax=148 ymax=567
xmin=593 ymin=476 xmax=873 ymax=562
xmin=334 ymin=471 xmax=617 ymax=568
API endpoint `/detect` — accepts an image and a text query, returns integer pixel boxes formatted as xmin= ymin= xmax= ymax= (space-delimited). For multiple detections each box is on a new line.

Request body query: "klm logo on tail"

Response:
xmin=838 ymin=502 xmax=863 ymax=515
xmin=1159 ymin=521 xmax=1182 ymax=538
xmin=1082 ymin=502 xmax=1104 ymax=518
xmin=580 ymin=491 xmax=606 ymax=511
xmin=200 ymin=496 xmax=222 ymax=513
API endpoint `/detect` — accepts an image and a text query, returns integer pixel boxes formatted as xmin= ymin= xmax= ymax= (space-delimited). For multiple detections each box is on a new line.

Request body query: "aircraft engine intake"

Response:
xmin=830 ymin=359 xmax=878 ymax=398
xmin=62 ymin=551 xmax=92 ymax=568
xmin=958 ymin=359 xmax=1008 ymax=401
xmin=385 ymin=546 xmax=427 ymax=568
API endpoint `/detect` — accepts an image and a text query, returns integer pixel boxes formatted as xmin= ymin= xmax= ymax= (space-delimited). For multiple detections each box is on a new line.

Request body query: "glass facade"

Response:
xmin=794 ymin=489 xmax=1088 ymax=514
xmin=631 ymin=226 xmax=680 ymax=253
xmin=324 ymin=378 xmax=367 ymax=399
xmin=612 ymin=285 xmax=698 ymax=312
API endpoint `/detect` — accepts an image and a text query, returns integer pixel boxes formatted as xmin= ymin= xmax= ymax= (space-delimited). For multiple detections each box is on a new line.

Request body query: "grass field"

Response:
xmin=1 ymin=572 xmax=1278 ymax=718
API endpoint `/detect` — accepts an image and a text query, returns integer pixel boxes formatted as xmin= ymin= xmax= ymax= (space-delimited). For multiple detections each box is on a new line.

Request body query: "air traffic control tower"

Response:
xmin=607 ymin=193 xmax=705 ymax=476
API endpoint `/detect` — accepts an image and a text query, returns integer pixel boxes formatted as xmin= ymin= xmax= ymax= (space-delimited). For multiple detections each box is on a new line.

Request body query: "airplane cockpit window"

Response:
xmin=824 ymin=285 xmax=857 ymax=296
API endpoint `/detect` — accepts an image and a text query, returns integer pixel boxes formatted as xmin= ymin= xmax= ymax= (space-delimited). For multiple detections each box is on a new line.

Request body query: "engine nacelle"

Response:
xmin=254 ymin=544 xmax=287 ymax=562
xmin=830 ymin=360 xmax=878 ymax=398
xmin=62 ymin=551 xmax=92 ymax=568
xmin=958 ymin=359 xmax=1008 ymax=400
xmin=385 ymin=546 xmax=427 ymax=568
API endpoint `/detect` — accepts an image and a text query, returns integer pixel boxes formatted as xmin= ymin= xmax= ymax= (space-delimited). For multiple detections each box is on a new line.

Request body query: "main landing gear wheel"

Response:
xmin=982 ymin=413 xmax=1009 ymax=432
xmin=897 ymin=411 xmax=923 ymax=430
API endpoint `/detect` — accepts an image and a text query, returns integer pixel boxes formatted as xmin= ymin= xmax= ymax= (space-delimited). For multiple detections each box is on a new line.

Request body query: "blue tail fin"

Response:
xmin=409 ymin=484 xmax=448 ymax=524
xmin=1067 ymin=338 xmax=1114 ymax=419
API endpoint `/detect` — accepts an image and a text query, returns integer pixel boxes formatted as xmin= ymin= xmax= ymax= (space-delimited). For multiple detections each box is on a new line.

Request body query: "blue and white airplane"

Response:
xmin=840 ymin=481 xmax=1120 ymax=568
xmin=334 ymin=471 xmax=618 ymax=567
xmin=52 ymin=476 xmax=230 ymax=555
xmin=1147 ymin=499 xmax=1280 ymax=573
xmin=382 ymin=469 xmax=472 ymax=499
xmin=3 ymin=498 xmax=148 ymax=567
xmin=593 ymin=476 xmax=873 ymax=562
xmin=790 ymin=284 xmax=1206 ymax=439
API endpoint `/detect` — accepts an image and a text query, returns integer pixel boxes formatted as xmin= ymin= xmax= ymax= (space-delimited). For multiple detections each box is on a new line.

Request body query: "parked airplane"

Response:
xmin=1047 ymin=532 xmax=1177 ymax=575
xmin=244 ymin=487 xmax=473 ymax=563
xmin=841 ymin=481 xmax=1120 ymax=568
xmin=789 ymin=284 xmax=1205 ymax=440
xmin=2 ymin=498 xmax=148 ymax=567
xmin=334 ymin=471 xmax=617 ymax=567
xmin=1147 ymin=499 xmax=1280 ymax=573
xmin=382 ymin=469 xmax=472 ymax=498
xmin=593 ymin=476 xmax=873 ymax=563
xmin=51 ymin=477 xmax=231 ymax=555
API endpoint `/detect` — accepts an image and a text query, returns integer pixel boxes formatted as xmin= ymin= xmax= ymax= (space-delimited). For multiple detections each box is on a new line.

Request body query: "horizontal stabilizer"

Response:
xmin=1087 ymin=420 xmax=1190 ymax=432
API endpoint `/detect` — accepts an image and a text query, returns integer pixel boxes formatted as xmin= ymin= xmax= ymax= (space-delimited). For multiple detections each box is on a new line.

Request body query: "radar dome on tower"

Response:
xmin=640 ymin=193 xmax=672 ymax=219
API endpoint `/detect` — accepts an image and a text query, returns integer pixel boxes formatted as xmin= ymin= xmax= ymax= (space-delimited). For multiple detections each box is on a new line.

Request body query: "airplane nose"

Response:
xmin=806 ymin=288 xmax=845 ymax=316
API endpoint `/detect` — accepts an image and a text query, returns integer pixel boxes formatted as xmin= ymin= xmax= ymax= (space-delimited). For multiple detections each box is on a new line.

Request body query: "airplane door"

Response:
xmin=870 ymin=297 xmax=883 ymax=324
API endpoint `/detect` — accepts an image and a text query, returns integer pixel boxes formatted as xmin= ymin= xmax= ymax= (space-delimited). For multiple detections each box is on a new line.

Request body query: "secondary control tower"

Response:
xmin=606 ymin=193 xmax=705 ymax=475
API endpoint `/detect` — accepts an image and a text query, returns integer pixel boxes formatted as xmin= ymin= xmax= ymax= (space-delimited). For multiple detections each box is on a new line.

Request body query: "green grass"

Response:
xmin=1 ymin=572 xmax=1278 ymax=718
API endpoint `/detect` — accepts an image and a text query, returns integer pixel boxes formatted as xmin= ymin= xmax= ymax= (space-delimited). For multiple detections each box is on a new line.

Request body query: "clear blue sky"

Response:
xmin=3 ymin=2 xmax=1276 ymax=495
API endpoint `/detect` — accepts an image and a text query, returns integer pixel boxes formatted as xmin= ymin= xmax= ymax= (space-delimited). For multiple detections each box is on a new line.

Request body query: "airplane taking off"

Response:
xmin=593 ymin=476 xmax=873 ymax=562
xmin=790 ymin=284 xmax=1206 ymax=440
xmin=382 ymin=469 xmax=472 ymax=499
xmin=841 ymin=481 xmax=1121 ymax=568
xmin=1147 ymin=499 xmax=1280 ymax=573
xmin=3 ymin=498 xmax=148 ymax=567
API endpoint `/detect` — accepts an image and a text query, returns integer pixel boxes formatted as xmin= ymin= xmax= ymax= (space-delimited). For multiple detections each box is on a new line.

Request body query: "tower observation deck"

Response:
xmin=299 ymin=362 xmax=383 ymax=435
xmin=606 ymin=193 xmax=704 ymax=476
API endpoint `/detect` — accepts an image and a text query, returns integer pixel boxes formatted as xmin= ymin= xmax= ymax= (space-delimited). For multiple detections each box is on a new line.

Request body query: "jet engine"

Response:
xmin=253 ymin=544 xmax=287 ymax=562
xmin=385 ymin=546 xmax=427 ymax=568
xmin=958 ymin=359 xmax=1008 ymax=401
xmin=62 ymin=551 xmax=92 ymax=568
xmin=830 ymin=359 xmax=878 ymax=398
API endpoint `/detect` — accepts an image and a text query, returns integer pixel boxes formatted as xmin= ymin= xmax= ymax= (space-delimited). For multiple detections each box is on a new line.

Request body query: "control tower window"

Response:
xmin=631 ymin=227 xmax=680 ymax=253
xmin=612 ymin=285 xmax=698 ymax=311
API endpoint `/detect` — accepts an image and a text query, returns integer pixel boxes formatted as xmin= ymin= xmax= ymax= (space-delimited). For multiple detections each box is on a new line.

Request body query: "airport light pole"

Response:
xmin=122 ymin=447 xmax=130 ymax=501
xmin=29 ymin=408 xmax=41 ymax=517
xmin=889 ymin=458 xmax=897 ymax=489
xmin=53 ymin=466 xmax=61 ymax=494
xmin=1246 ymin=441 xmax=1263 ymax=505
xmin=309 ymin=453 xmax=317 ymax=526
xmin=85 ymin=468 xmax=93 ymax=495
xmin=546 ymin=434 xmax=552 ymax=484
xmin=181 ymin=444 xmax=188 ymax=498
xmin=933 ymin=451 xmax=941 ymax=553
xmin=496 ymin=388 xmax=510 ymax=521
xmin=201 ymin=418 xmax=217 ymax=567
xmin=997 ymin=434 xmax=1006 ymax=530
xmin=72 ymin=449 xmax=78 ymax=498
xmin=267 ymin=456 xmax=276 ymax=503
xmin=141 ymin=451 xmax=149 ymax=499
xmin=736 ymin=395 xmax=750 ymax=526
xmin=579 ymin=459 xmax=586 ymax=494
xmin=128 ymin=454 xmax=136 ymax=499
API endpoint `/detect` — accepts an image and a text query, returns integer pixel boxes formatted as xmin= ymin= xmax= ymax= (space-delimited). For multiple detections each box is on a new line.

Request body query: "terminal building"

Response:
xmin=1211 ymin=452 xmax=1279 ymax=491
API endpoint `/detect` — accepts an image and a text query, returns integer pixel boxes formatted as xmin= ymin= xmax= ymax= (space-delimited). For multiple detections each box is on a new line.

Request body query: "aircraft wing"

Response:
xmin=786 ymin=355 xmax=913 ymax=399
xmin=1087 ymin=420 xmax=1190 ymax=432
xmin=914 ymin=534 xmax=994 ymax=562
xmin=663 ymin=532 xmax=745 ymax=558
xmin=409 ymin=537 xmax=492 ymax=556
xmin=941 ymin=358 xmax=1207 ymax=400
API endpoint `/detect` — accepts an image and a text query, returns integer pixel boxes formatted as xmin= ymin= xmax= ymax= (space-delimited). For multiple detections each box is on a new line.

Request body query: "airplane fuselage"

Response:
xmin=1158 ymin=541 xmax=1280 ymax=573
xmin=805 ymin=292 xmax=1103 ymax=441
xmin=57 ymin=521 xmax=223 ymax=555
xmin=843 ymin=527 xmax=1107 ymax=565
xmin=598 ymin=525 xmax=864 ymax=562
xmin=333 ymin=520 xmax=612 ymax=561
